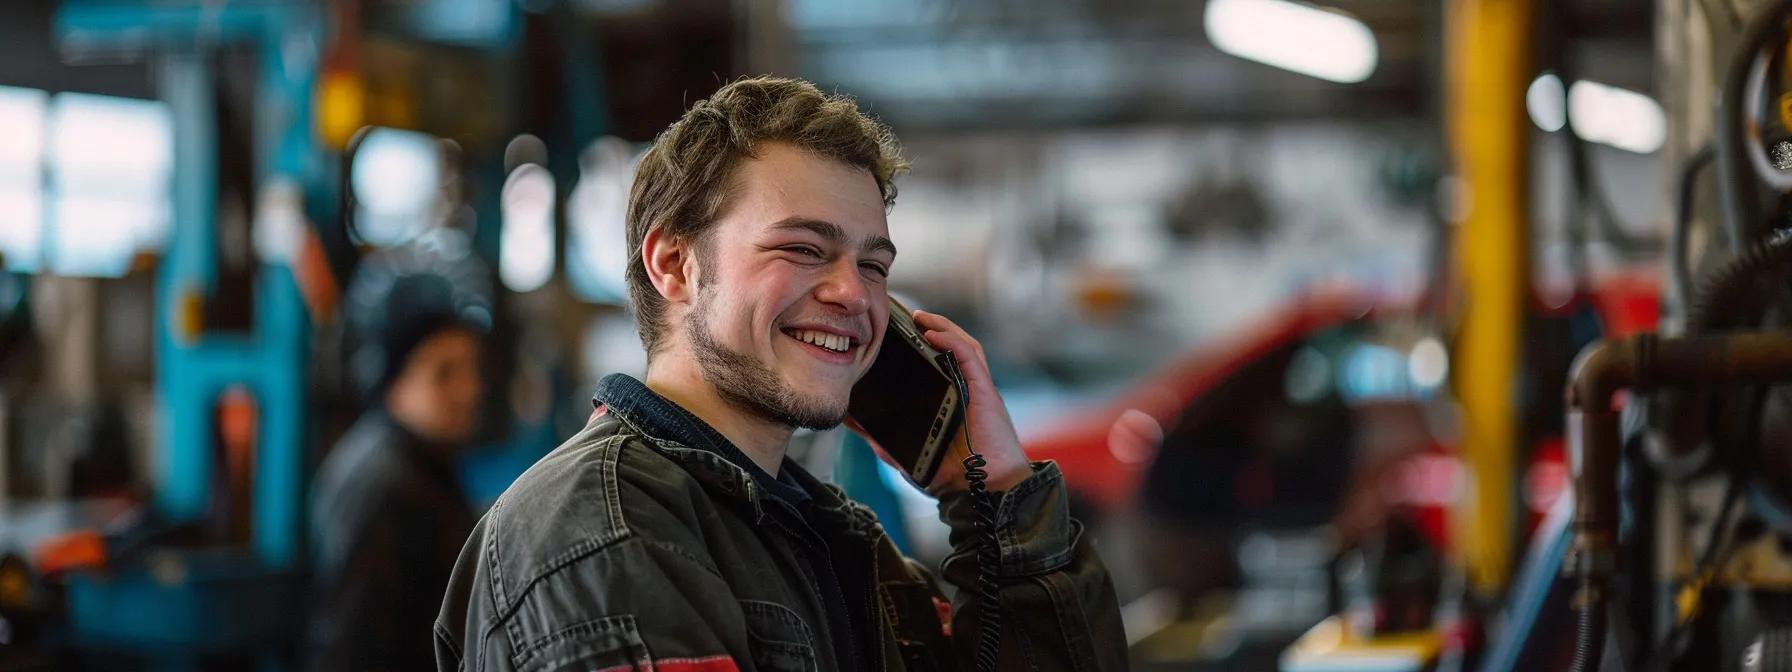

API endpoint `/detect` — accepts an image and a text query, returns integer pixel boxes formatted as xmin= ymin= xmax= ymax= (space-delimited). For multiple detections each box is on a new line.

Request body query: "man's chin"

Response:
xmin=783 ymin=393 xmax=851 ymax=430
xmin=780 ymin=387 xmax=851 ymax=430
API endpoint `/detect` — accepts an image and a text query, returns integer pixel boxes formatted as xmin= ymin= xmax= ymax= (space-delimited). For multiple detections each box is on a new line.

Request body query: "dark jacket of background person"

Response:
xmin=434 ymin=373 xmax=1127 ymax=671
xmin=308 ymin=410 xmax=475 ymax=671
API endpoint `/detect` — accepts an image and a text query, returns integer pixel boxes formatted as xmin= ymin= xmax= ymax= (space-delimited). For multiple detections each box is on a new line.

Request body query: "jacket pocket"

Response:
xmin=739 ymin=599 xmax=818 ymax=672
xmin=879 ymin=581 xmax=955 ymax=671
xmin=512 ymin=614 xmax=652 ymax=672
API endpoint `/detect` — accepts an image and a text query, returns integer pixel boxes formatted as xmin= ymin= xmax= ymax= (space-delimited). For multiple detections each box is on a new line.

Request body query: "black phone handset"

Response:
xmin=934 ymin=350 xmax=1002 ymax=672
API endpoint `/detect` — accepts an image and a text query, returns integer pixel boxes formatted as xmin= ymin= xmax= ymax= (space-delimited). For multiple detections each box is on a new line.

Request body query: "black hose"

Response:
xmin=1651 ymin=233 xmax=1792 ymax=468
xmin=1716 ymin=0 xmax=1792 ymax=253
xmin=1571 ymin=588 xmax=1610 ymax=672
xmin=1673 ymin=144 xmax=1718 ymax=315
xmin=1687 ymin=231 xmax=1792 ymax=332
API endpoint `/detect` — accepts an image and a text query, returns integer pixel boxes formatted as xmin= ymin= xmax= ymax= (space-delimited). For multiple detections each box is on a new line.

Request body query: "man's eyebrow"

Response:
xmin=863 ymin=235 xmax=897 ymax=259
xmin=770 ymin=216 xmax=898 ymax=258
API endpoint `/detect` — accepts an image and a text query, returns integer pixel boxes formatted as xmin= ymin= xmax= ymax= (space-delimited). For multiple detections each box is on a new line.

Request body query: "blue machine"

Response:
xmin=47 ymin=1 xmax=619 ymax=663
xmin=54 ymin=0 xmax=324 ymax=660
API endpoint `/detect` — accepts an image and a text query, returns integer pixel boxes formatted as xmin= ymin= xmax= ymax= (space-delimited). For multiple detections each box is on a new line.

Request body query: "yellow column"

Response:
xmin=1446 ymin=0 xmax=1532 ymax=594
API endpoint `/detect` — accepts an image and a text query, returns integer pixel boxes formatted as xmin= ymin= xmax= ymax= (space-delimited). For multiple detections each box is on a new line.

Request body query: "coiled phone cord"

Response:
xmin=937 ymin=352 xmax=1002 ymax=672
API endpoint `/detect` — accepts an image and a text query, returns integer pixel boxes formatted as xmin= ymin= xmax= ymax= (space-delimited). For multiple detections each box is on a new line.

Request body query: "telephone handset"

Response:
xmin=846 ymin=297 xmax=965 ymax=487
xmin=847 ymin=298 xmax=1003 ymax=672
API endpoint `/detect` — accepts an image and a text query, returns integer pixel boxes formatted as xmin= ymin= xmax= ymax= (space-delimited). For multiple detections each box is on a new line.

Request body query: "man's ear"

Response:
xmin=642 ymin=226 xmax=696 ymax=305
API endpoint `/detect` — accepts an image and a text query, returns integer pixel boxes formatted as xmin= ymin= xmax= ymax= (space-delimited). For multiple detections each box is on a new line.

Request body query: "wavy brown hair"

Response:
xmin=624 ymin=76 xmax=908 ymax=357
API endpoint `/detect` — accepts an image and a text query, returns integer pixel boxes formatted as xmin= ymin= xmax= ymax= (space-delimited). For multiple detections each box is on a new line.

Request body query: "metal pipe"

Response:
xmin=1564 ymin=332 xmax=1792 ymax=670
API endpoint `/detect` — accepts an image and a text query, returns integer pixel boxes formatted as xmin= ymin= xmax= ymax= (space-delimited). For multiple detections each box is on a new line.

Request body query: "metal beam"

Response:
xmin=1446 ymin=0 xmax=1533 ymax=594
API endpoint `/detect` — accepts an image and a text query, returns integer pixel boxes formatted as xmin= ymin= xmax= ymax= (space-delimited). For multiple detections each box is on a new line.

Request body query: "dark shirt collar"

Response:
xmin=593 ymin=373 xmax=810 ymax=508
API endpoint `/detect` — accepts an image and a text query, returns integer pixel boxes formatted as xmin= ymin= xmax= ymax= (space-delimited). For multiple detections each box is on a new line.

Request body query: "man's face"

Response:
xmin=681 ymin=141 xmax=894 ymax=429
xmin=386 ymin=327 xmax=484 ymax=445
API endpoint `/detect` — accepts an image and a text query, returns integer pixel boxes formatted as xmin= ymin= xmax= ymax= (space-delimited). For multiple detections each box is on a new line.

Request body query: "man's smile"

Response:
xmin=780 ymin=325 xmax=866 ymax=365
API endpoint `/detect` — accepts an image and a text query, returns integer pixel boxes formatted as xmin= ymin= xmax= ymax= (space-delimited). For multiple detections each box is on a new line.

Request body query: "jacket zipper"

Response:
xmin=866 ymin=534 xmax=889 ymax=672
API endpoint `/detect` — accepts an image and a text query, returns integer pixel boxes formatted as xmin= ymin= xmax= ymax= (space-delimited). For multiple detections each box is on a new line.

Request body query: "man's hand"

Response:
xmin=908 ymin=309 xmax=1033 ymax=496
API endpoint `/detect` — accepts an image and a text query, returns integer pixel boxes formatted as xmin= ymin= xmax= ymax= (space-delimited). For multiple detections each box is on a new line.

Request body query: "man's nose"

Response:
xmin=815 ymin=259 xmax=872 ymax=315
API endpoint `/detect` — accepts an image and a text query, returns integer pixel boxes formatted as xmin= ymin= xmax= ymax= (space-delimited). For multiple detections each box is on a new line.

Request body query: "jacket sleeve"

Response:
xmin=934 ymin=461 xmax=1128 ymax=671
xmin=436 ymin=498 xmax=755 ymax=671
xmin=309 ymin=495 xmax=429 ymax=672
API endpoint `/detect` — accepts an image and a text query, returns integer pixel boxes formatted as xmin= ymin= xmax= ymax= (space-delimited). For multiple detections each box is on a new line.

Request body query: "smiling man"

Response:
xmin=436 ymin=76 xmax=1125 ymax=671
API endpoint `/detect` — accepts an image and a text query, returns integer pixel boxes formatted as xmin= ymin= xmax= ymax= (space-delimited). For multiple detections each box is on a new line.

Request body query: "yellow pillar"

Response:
xmin=1446 ymin=0 xmax=1531 ymax=594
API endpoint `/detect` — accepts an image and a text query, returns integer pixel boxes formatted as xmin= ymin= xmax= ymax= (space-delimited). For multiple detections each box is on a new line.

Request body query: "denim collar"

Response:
xmin=592 ymin=373 xmax=818 ymax=511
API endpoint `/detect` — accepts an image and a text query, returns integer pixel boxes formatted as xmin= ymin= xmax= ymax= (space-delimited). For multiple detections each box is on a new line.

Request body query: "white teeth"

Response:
xmin=790 ymin=329 xmax=850 ymax=353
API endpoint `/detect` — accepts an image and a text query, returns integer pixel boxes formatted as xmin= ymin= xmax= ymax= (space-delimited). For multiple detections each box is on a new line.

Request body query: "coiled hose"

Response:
xmin=1653 ymin=232 xmax=1792 ymax=465
xmin=1688 ymin=231 xmax=1792 ymax=332
xmin=1570 ymin=593 xmax=1609 ymax=672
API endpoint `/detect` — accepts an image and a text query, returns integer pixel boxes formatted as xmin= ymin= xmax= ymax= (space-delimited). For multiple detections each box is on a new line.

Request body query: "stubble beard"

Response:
xmin=685 ymin=283 xmax=848 ymax=431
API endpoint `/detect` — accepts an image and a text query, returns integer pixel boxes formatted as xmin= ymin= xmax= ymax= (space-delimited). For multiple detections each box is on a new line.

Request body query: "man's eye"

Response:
xmin=784 ymin=245 xmax=824 ymax=259
xmin=861 ymin=262 xmax=889 ymax=278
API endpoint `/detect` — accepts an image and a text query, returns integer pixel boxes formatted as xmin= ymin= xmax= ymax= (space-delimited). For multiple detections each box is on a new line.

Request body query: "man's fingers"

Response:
xmin=919 ymin=325 xmax=992 ymax=385
xmin=917 ymin=310 xmax=989 ymax=353
xmin=912 ymin=310 xmax=985 ymax=360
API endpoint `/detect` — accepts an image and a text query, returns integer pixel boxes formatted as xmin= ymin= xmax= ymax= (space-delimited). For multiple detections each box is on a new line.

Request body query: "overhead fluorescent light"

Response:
xmin=566 ymin=136 xmax=636 ymax=303
xmin=1567 ymin=80 xmax=1665 ymax=154
xmin=500 ymin=163 xmax=556 ymax=293
xmin=48 ymin=92 xmax=172 ymax=193
xmin=1204 ymin=0 xmax=1379 ymax=84
xmin=0 ymin=188 xmax=43 ymax=273
xmin=1526 ymin=73 xmax=1567 ymax=133
xmin=351 ymin=127 xmax=442 ymax=246
xmin=0 ymin=86 xmax=46 ymax=175
xmin=45 ymin=92 xmax=174 ymax=275
xmin=49 ymin=195 xmax=158 ymax=278
xmin=0 ymin=86 xmax=45 ymax=273
xmin=1408 ymin=337 xmax=1449 ymax=390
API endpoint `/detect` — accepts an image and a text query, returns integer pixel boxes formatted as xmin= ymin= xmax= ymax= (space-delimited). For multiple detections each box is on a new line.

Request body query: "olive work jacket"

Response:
xmin=433 ymin=379 xmax=1127 ymax=671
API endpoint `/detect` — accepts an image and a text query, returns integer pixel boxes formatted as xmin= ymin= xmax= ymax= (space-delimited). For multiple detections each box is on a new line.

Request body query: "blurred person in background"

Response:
xmin=435 ymin=76 xmax=1124 ymax=671
xmin=306 ymin=268 xmax=488 ymax=672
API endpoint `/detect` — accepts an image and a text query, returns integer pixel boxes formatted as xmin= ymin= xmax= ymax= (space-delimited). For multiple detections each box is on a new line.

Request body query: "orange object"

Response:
xmin=295 ymin=227 xmax=341 ymax=323
xmin=1072 ymin=267 xmax=1134 ymax=320
xmin=317 ymin=71 xmax=367 ymax=150
xmin=175 ymin=286 xmax=205 ymax=345
xmin=218 ymin=387 xmax=260 ymax=544
xmin=34 ymin=530 xmax=108 ymax=576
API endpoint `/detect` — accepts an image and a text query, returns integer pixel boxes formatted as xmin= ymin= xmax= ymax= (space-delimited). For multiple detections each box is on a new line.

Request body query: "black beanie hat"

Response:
xmin=345 ymin=230 xmax=494 ymax=401
xmin=372 ymin=273 xmax=486 ymax=392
